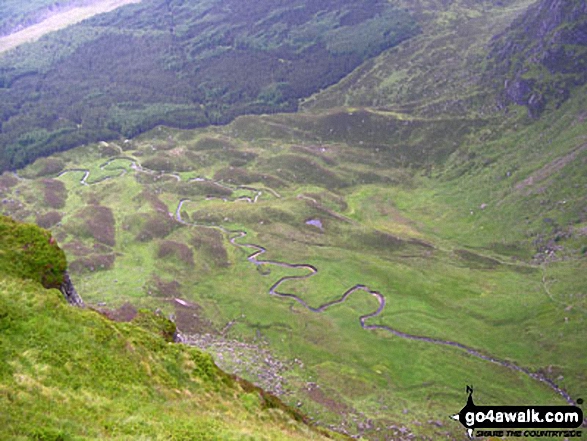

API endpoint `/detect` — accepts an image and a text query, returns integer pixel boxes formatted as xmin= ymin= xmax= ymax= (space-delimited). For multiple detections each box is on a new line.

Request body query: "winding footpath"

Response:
xmin=56 ymin=155 xmax=578 ymax=406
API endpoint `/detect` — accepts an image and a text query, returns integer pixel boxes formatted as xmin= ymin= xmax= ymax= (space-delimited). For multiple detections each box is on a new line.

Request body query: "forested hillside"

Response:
xmin=0 ymin=0 xmax=418 ymax=171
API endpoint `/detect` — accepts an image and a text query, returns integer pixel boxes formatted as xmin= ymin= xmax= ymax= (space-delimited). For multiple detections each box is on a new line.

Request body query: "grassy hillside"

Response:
xmin=0 ymin=215 xmax=339 ymax=440
xmin=300 ymin=0 xmax=535 ymax=116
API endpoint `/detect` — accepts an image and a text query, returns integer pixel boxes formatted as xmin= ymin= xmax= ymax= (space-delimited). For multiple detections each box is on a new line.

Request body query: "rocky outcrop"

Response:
xmin=59 ymin=271 xmax=84 ymax=307
xmin=488 ymin=0 xmax=587 ymax=117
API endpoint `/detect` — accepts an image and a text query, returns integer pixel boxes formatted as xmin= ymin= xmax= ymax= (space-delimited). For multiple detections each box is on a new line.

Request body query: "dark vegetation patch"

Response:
xmin=139 ymin=190 xmax=168 ymax=214
xmin=22 ymin=157 xmax=65 ymax=178
xmin=141 ymin=152 xmax=194 ymax=173
xmin=98 ymin=144 xmax=121 ymax=157
xmin=190 ymin=228 xmax=229 ymax=268
xmin=66 ymin=205 xmax=116 ymax=247
xmin=305 ymin=383 xmax=353 ymax=415
xmin=189 ymin=137 xmax=235 ymax=152
xmin=183 ymin=151 xmax=216 ymax=168
xmin=69 ymin=253 xmax=116 ymax=273
xmin=173 ymin=301 xmax=216 ymax=335
xmin=227 ymin=151 xmax=257 ymax=168
xmin=62 ymin=240 xmax=93 ymax=257
xmin=454 ymin=249 xmax=501 ymax=269
xmin=259 ymin=154 xmax=346 ymax=188
xmin=85 ymin=190 xmax=106 ymax=206
xmin=290 ymin=145 xmax=338 ymax=166
xmin=136 ymin=212 xmax=177 ymax=242
xmin=303 ymin=192 xmax=348 ymax=212
xmin=346 ymin=169 xmax=391 ymax=185
xmin=157 ymin=240 xmax=194 ymax=267
xmin=348 ymin=230 xmax=407 ymax=254
xmin=185 ymin=144 xmax=257 ymax=168
xmin=35 ymin=211 xmax=62 ymax=229
xmin=278 ymin=111 xmax=486 ymax=166
xmin=213 ymin=167 xmax=286 ymax=188
xmin=0 ymin=0 xmax=418 ymax=171
xmin=39 ymin=178 xmax=67 ymax=209
xmin=164 ymin=181 xmax=233 ymax=198
xmin=150 ymin=139 xmax=177 ymax=151
xmin=134 ymin=171 xmax=179 ymax=186
xmin=0 ymin=173 xmax=18 ymax=190
xmin=98 ymin=302 xmax=138 ymax=322
xmin=145 ymin=274 xmax=182 ymax=298
xmin=488 ymin=242 xmax=533 ymax=259
xmin=191 ymin=205 xmax=299 ymax=230
xmin=81 ymin=205 xmax=116 ymax=247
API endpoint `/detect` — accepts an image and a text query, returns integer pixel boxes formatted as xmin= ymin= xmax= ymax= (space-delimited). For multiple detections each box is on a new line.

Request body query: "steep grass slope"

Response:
xmin=0 ymin=215 xmax=339 ymax=440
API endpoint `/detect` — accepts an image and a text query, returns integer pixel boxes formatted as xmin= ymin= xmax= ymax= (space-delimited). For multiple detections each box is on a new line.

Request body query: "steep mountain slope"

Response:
xmin=0 ymin=215 xmax=340 ymax=440
xmin=488 ymin=0 xmax=587 ymax=116
xmin=301 ymin=0 xmax=537 ymax=116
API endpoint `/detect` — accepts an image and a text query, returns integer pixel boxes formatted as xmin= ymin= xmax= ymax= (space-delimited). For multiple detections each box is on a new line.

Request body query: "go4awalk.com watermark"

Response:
xmin=451 ymin=386 xmax=584 ymax=438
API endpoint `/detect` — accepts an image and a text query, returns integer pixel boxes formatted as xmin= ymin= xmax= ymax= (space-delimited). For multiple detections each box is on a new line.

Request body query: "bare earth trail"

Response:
xmin=53 ymin=156 xmax=577 ymax=406
xmin=0 ymin=0 xmax=142 ymax=54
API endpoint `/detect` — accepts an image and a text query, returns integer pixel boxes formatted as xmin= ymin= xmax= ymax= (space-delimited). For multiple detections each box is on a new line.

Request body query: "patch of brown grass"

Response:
xmin=138 ymin=190 xmax=169 ymax=214
xmin=40 ymin=179 xmax=67 ymax=209
xmin=69 ymin=253 xmax=115 ymax=273
xmin=31 ymin=158 xmax=65 ymax=177
xmin=136 ymin=212 xmax=177 ymax=242
xmin=188 ymin=136 xmax=235 ymax=151
xmin=76 ymin=205 xmax=116 ymax=247
xmin=0 ymin=173 xmax=18 ymax=190
xmin=145 ymin=274 xmax=182 ymax=298
xmin=164 ymin=180 xmax=233 ymax=198
xmin=35 ymin=211 xmax=62 ymax=229
xmin=157 ymin=240 xmax=194 ymax=266
xmin=98 ymin=144 xmax=121 ymax=157
xmin=173 ymin=301 xmax=216 ymax=334
xmin=191 ymin=228 xmax=229 ymax=267
xmin=62 ymin=240 xmax=93 ymax=257
xmin=213 ymin=167 xmax=285 ymax=188
xmin=142 ymin=153 xmax=193 ymax=172
xmin=98 ymin=302 xmax=138 ymax=322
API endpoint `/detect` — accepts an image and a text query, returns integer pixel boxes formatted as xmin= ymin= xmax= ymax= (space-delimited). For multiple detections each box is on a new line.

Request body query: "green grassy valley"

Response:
xmin=0 ymin=0 xmax=586 ymax=439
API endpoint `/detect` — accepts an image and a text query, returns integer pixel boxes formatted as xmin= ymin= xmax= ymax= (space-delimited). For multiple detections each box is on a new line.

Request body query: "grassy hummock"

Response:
xmin=0 ymin=215 xmax=66 ymax=288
